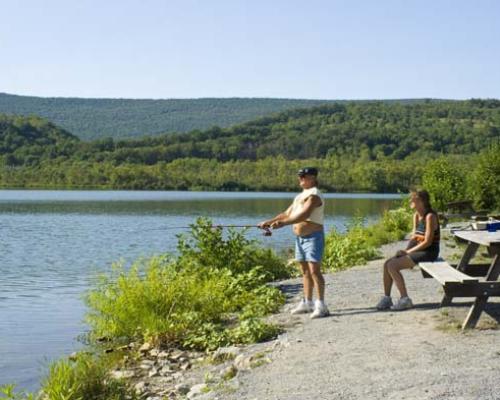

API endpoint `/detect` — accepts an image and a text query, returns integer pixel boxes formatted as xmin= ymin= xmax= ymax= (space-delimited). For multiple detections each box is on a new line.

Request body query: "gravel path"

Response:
xmin=215 ymin=240 xmax=500 ymax=400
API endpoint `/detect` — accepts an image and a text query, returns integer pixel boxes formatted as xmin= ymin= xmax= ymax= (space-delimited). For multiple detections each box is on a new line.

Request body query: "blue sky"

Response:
xmin=1 ymin=0 xmax=499 ymax=99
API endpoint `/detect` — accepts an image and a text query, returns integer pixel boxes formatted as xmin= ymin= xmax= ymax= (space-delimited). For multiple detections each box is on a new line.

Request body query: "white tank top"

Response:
xmin=291 ymin=187 xmax=324 ymax=225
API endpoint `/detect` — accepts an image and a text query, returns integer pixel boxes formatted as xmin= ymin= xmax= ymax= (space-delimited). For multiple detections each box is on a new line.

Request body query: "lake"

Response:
xmin=0 ymin=190 xmax=401 ymax=391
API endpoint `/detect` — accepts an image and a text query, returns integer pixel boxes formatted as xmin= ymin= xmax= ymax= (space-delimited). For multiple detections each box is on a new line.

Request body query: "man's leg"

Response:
xmin=290 ymin=261 xmax=314 ymax=314
xmin=308 ymin=261 xmax=329 ymax=318
xmin=299 ymin=261 xmax=314 ymax=301
xmin=308 ymin=261 xmax=325 ymax=301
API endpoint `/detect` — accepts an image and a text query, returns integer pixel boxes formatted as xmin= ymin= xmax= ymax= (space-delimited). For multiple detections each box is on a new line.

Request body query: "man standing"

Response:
xmin=259 ymin=167 xmax=330 ymax=318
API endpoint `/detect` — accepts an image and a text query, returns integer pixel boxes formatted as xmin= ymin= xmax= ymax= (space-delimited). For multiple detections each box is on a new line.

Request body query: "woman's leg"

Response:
xmin=383 ymin=258 xmax=394 ymax=296
xmin=386 ymin=256 xmax=415 ymax=298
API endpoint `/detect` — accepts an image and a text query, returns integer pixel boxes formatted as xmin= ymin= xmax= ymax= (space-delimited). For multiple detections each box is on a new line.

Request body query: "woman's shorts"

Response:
xmin=295 ymin=230 xmax=324 ymax=262
xmin=406 ymin=239 xmax=439 ymax=264
xmin=408 ymin=250 xmax=440 ymax=264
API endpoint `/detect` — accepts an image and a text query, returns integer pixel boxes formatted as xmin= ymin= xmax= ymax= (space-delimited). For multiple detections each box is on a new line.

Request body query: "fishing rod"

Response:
xmin=162 ymin=224 xmax=273 ymax=236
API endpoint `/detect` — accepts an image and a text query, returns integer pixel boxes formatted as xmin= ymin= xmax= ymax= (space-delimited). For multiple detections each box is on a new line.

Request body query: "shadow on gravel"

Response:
xmin=332 ymin=302 xmax=442 ymax=317
xmin=334 ymin=307 xmax=380 ymax=316
xmin=484 ymin=302 xmax=500 ymax=320
xmin=412 ymin=302 xmax=442 ymax=310
xmin=447 ymin=301 xmax=500 ymax=325
xmin=276 ymin=283 xmax=303 ymax=299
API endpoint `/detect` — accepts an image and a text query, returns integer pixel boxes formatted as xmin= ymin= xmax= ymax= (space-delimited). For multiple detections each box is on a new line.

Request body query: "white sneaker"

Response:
xmin=290 ymin=299 xmax=314 ymax=314
xmin=376 ymin=295 xmax=393 ymax=310
xmin=390 ymin=296 xmax=413 ymax=311
xmin=310 ymin=301 xmax=330 ymax=319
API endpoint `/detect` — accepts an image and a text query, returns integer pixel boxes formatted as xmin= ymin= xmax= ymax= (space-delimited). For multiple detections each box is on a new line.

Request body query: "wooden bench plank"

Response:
xmin=419 ymin=261 xmax=479 ymax=285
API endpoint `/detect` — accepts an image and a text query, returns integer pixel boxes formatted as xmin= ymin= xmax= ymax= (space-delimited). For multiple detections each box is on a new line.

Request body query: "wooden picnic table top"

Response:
xmin=453 ymin=230 xmax=500 ymax=248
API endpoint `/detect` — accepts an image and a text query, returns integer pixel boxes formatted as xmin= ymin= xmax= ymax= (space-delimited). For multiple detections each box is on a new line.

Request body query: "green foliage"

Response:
xmin=0 ymin=353 xmax=136 ymax=400
xmin=40 ymin=353 xmax=136 ymax=400
xmin=0 ymin=114 xmax=78 ymax=167
xmin=1 ymin=99 xmax=499 ymax=194
xmin=324 ymin=205 xmax=413 ymax=270
xmin=422 ymin=157 xmax=467 ymax=211
xmin=0 ymin=385 xmax=34 ymax=400
xmin=177 ymin=217 xmax=292 ymax=280
xmin=467 ymin=145 xmax=500 ymax=210
xmin=0 ymin=156 xmax=427 ymax=193
xmin=324 ymin=217 xmax=380 ymax=270
xmin=363 ymin=203 xmax=413 ymax=247
xmin=227 ymin=318 xmax=282 ymax=344
xmin=85 ymin=219 xmax=288 ymax=350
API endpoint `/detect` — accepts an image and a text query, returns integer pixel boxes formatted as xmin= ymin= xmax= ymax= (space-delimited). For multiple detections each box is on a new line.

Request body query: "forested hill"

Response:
xmin=0 ymin=115 xmax=78 ymax=165
xmin=1 ymin=100 xmax=499 ymax=167
xmin=1 ymin=100 xmax=499 ymax=196
xmin=0 ymin=93 xmax=443 ymax=141
xmin=89 ymin=99 xmax=500 ymax=162
xmin=0 ymin=93 xmax=344 ymax=140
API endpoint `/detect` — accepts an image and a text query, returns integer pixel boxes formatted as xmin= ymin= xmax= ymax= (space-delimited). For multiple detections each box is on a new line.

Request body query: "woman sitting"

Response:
xmin=376 ymin=189 xmax=440 ymax=311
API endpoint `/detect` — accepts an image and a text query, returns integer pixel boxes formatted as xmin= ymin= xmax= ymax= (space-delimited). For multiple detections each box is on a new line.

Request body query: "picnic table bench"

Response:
xmin=419 ymin=230 xmax=500 ymax=329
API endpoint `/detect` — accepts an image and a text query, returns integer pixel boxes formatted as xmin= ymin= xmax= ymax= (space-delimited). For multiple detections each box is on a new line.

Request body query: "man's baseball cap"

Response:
xmin=297 ymin=167 xmax=318 ymax=177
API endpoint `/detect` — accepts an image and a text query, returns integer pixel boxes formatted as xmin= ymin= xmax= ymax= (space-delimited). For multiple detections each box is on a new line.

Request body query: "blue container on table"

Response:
xmin=487 ymin=221 xmax=500 ymax=232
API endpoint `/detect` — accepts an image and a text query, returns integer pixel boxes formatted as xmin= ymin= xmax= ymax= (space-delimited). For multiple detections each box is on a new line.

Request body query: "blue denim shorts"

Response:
xmin=295 ymin=230 xmax=325 ymax=262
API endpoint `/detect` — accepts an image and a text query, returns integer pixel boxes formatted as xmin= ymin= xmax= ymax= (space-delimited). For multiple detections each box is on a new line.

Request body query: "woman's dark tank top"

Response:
xmin=414 ymin=211 xmax=440 ymax=250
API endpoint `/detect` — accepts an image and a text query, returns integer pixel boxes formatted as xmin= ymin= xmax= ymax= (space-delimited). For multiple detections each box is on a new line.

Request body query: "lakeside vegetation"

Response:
xmin=1 ymin=99 xmax=500 ymax=206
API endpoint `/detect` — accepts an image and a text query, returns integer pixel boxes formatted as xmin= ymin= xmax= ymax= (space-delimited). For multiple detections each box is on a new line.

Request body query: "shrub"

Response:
xmin=85 ymin=219 xmax=287 ymax=350
xmin=0 ymin=354 xmax=136 ymax=400
xmin=324 ymin=204 xmax=413 ymax=270
xmin=40 ymin=353 xmax=136 ymax=400
xmin=324 ymin=217 xmax=380 ymax=270
xmin=467 ymin=145 xmax=500 ymax=211
xmin=422 ymin=157 xmax=466 ymax=211
xmin=364 ymin=203 xmax=413 ymax=247
xmin=0 ymin=385 xmax=34 ymax=400
xmin=177 ymin=217 xmax=292 ymax=280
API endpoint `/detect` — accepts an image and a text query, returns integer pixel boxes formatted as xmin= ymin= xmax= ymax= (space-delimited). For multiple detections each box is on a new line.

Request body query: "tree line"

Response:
xmin=1 ymin=99 xmax=499 ymax=209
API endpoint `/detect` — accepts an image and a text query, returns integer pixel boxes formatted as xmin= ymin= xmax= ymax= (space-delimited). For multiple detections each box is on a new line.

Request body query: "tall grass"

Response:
xmin=324 ymin=204 xmax=412 ymax=270
xmin=0 ymin=354 xmax=136 ymax=400
xmin=41 ymin=354 xmax=136 ymax=400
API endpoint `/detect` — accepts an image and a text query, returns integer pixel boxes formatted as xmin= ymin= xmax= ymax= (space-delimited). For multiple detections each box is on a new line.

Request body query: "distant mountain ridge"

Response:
xmin=0 ymin=92 xmax=441 ymax=141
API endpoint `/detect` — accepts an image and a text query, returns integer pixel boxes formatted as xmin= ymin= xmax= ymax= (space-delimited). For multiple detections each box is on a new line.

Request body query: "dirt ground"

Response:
xmin=211 ymin=239 xmax=500 ymax=400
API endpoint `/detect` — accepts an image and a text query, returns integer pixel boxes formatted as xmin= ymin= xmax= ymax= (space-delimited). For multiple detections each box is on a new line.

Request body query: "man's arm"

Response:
xmin=271 ymin=195 xmax=321 ymax=229
xmin=258 ymin=204 xmax=293 ymax=228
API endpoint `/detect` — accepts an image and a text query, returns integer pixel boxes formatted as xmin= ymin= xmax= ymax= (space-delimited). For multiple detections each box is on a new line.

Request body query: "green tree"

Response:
xmin=422 ymin=157 xmax=466 ymax=211
xmin=467 ymin=145 xmax=500 ymax=210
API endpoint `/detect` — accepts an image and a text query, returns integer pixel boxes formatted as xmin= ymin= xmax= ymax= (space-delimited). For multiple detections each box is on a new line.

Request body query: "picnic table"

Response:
xmin=419 ymin=230 xmax=500 ymax=329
